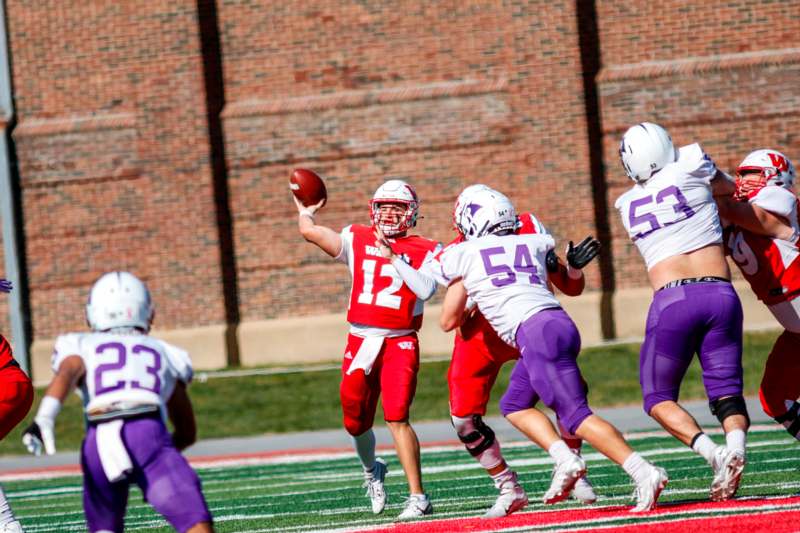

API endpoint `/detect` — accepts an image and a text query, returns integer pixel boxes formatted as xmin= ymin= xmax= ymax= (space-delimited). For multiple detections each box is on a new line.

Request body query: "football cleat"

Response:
xmin=630 ymin=466 xmax=668 ymax=513
xmin=0 ymin=521 xmax=23 ymax=533
xmin=711 ymin=447 xmax=746 ymax=501
xmin=570 ymin=475 xmax=597 ymax=504
xmin=483 ymin=483 xmax=528 ymax=518
xmin=363 ymin=458 xmax=388 ymax=514
xmin=397 ymin=493 xmax=432 ymax=520
xmin=543 ymin=453 xmax=586 ymax=505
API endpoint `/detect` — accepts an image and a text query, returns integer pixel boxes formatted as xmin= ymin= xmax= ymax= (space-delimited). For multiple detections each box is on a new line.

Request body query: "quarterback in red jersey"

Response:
xmin=716 ymin=149 xmax=800 ymax=440
xmin=375 ymin=184 xmax=599 ymax=518
xmin=294 ymin=179 xmax=440 ymax=520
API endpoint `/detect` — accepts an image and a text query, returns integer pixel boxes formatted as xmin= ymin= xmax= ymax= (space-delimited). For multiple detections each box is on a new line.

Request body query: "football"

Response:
xmin=290 ymin=168 xmax=327 ymax=207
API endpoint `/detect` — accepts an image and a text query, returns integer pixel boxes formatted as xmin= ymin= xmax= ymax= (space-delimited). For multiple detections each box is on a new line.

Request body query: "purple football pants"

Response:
xmin=499 ymin=308 xmax=593 ymax=434
xmin=81 ymin=415 xmax=212 ymax=533
xmin=640 ymin=281 xmax=744 ymax=414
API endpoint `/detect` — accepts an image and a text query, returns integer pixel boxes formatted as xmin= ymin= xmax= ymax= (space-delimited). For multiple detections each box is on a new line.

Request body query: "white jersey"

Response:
xmin=52 ymin=331 xmax=193 ymax=419
xmin=615 ymin=143 xmax=722 ymax=270
xmin=439 ymin=233 xmax=561 ymax=346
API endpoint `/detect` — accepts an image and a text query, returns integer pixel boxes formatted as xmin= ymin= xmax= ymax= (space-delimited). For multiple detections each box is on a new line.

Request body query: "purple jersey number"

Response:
xmin=95 ymin=342 xmax=162 ymax=396
xmin=629 ymin=185 xmax=696 ymax=241
xmin=481 ymin=244 xmax=542 ymax=286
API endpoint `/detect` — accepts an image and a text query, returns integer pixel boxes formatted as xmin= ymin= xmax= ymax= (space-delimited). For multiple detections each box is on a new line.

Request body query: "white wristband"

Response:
xmin=36 ymin=395 xmax=62 ymax=423
xmin=299 ymin=209 xmax=315 ymax=219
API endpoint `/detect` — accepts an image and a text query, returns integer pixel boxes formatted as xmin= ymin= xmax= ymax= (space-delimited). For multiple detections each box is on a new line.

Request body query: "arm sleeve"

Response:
xmin=682 ymin=143 xmax=717 ymax=185
xmin=334 ymin=225 xmax=354 ymax=265
xmin=752 ymin=187 xmax=797 ymax=218
xmin=391 ymin=253 xmax=438 ymax=301
xmin=438 ymin=245 xmax=464 ymax=285
xmin=52 ymin=334 xmax=82 ymax=374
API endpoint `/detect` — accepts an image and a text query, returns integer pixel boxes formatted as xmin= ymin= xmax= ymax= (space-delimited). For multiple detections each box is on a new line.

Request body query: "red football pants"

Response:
xmin=340 ymin=333 xmax=419 ymax=436
xmin=759 ymin=330 xmax=800 ymax=419
xmin=449 ymin=313 xmax=519 ymax=417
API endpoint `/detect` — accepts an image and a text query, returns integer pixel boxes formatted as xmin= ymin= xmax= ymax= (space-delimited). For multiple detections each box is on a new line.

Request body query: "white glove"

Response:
xmin=22 ymin=418 xmax=56 ymax=456
xmin=22 ymin=395 xmax=61 ymax=456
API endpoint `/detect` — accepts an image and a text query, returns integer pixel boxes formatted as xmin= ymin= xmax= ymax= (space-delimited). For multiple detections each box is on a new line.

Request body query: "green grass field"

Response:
xmin=7 ymin=427 xmax=799 ymax=532
xmin=0 ymin=329 xmax=781 ymax=456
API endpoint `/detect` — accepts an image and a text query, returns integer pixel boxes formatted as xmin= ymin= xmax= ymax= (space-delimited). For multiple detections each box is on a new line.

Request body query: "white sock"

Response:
xmin=691 ymin=432 xmax=718 ymax=464
xmin=490 ymin=467 xmax=517 ymax=490
xmin=352 ymin=430 xmax=376 ymax=475
xmin=622 ymin=452 xmax=652 ymax=485
xmin=0 ymin=484 xmax=16 ymax=525
xmin=547 ymin=439 xmax=575 ymax=464
xmin=725 ymin=429 xmax=746 ymax=455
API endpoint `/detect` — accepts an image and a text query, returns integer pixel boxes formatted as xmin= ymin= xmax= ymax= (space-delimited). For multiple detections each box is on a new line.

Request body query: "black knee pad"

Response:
xmin=709 ymin=395 xmax=749 ymax=425
xmin=454 ymin=415 xmax=496 ymax=457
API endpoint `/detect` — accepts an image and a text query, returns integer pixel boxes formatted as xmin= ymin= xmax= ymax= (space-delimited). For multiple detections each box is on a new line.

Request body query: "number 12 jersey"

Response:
xmin=615 ymin=143 xmax=722 ymax=270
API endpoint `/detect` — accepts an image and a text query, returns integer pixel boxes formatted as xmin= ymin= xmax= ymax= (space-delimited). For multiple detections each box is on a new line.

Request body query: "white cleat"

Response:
xmin=543 ymin=453 xmax=586 ymax=505
xmin=0 ymin=521 xmax=23 ymax=533
xmin=397 ymin=493 xmax=432 ymax=520
xmin=630 ymin=466 xmax=668 ymax=513
xmin=570 ymin=475 xmax=597 ymax=504
xmin=483 ymin=483 xmax=529 ymax=518
xmin=711 ymin=447 xmax=746 ymax=502
xmin=363 ymin=458 xmax=388 ymax=514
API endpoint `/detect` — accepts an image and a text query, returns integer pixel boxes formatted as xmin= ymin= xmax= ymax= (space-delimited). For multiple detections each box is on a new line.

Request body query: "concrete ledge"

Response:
xmin=30 ymin=282 xmax=782 ymax=382
xmin=31 ymin=323 xmax=229 ymax=385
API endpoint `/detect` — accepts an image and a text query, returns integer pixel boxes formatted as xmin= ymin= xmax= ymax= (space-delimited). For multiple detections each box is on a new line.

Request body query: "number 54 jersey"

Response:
xmin=52 ymin=332 xmax=193 ymax=417
xmin=615 ymin=143 xmax=722 ymax=270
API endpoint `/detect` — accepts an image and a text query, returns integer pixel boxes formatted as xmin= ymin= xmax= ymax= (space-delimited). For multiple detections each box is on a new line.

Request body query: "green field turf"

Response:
xmin=0 ymin=329 xmax=781 ymax=457
xmin=8 ymin=427 xmax=799 ymax=532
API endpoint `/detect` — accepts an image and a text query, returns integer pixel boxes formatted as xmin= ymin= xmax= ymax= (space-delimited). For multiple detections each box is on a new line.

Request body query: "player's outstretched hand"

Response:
xmin=566 ymin=236 xmax=601 ymax=269
xmin=292 ymin=195 xmax=326 ymax=216
xmin=22 ymin=419 xmax=56 ymax=456
xmin=0 ymin=279 xmax=12 ymax=293
xmin=373 ymin=225 xmax=395 ymax=260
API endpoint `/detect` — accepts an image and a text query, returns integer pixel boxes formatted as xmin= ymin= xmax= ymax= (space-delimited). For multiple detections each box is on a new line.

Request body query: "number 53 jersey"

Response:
xmin=615 ymin=143 xmax=722 ymax=270
xmin=51 ymin=332 xmax=193 ymax=417
xmin=439 ymin=233 xmax=560 ymax=347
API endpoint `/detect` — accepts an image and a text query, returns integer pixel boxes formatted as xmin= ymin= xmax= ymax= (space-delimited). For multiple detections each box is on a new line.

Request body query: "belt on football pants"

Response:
xmin=658 ymin=276 xmax=730 ymax=292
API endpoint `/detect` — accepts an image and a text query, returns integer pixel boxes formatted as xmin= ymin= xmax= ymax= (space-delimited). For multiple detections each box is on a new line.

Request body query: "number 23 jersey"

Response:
xmin=337 ymin=224 xmax=440 ymax=330
xmin=615 ymin=143 xmax=722 ymax=270
xmin=439 ymin=233 xmax=560 ymax=347
xmin=52 ymin=332 xmax=193 ymax=415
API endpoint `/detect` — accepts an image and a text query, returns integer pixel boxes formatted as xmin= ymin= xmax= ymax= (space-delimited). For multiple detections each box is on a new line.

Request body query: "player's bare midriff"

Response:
xmin=647 ymin=243 xmax=731 ymax=291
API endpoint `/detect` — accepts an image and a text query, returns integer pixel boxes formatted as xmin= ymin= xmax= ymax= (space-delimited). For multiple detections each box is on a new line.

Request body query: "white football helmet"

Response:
xmin=370 ymin=179 xmax=419 ymax=236
xmin=735 ymin=149 xmax=796 ymax=200
xmin=85 ymin=272 xmax=153 ymax=332
xmin=454 ymin=187 xmax=518 ymax=240
xmin=619 ymin=122 xmax=678 ymax=183
xmin=452 ymin=184 xmax=493 ymax=235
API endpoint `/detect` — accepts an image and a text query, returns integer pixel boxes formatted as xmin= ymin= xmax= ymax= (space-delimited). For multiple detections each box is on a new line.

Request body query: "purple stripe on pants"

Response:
xmin=499 ymin=308 xmax=593 ymax=434
xmin=81 ymin=415 xmax=212 ymax=533
xmin=640 ymin=281 xmax=744 ymax=413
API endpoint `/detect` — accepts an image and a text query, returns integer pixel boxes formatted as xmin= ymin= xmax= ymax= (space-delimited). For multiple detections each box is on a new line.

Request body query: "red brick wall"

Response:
xmin=6 ymin=1 xmax=227 ymax=338
xmin=597 ymin=0 xmax=800 ymax=288
xmin=3 ymin=0 xmax=800 ymax=355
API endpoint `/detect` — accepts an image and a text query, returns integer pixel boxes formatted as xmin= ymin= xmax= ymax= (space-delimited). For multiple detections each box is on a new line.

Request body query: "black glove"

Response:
xmin=566 ymin=236 xmax=601 ymax=269
xmin=545 ymin=249 xmax=559 ymax=273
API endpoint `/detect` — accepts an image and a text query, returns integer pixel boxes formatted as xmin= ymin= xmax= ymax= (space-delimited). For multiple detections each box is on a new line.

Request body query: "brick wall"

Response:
xmin=3 ymin=0 xmax=799 ymax=366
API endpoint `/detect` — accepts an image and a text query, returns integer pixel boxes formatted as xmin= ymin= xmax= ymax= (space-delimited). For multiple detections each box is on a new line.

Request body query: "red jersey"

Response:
xmin=338 ymin=224 xmax=439 ymax=330
xmin=0 ymin=334 xmax=14 ymax=368
xmin=724 ymin=186 xmax=800 ymax=305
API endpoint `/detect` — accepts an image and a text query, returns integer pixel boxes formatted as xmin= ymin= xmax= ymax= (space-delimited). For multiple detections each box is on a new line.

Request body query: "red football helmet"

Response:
xmin=370 ymin=180 xmax=419 ymax=236
xmin=735 ymin=149 xmax=796 ymax=201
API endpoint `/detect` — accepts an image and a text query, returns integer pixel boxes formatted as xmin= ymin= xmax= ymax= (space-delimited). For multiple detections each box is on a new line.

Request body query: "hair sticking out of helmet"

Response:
xmin=734 ymin=149 xmax=796 ymax=201
xmin=619 ymin=122 xmax=678 ymax=183
xmin=453 ymin=186 xmax=519 ymax=240
xmin=85 ymin=272 xmax=154 ymax=333
xmin=370 ymin=180 xmax=419 ymax=236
